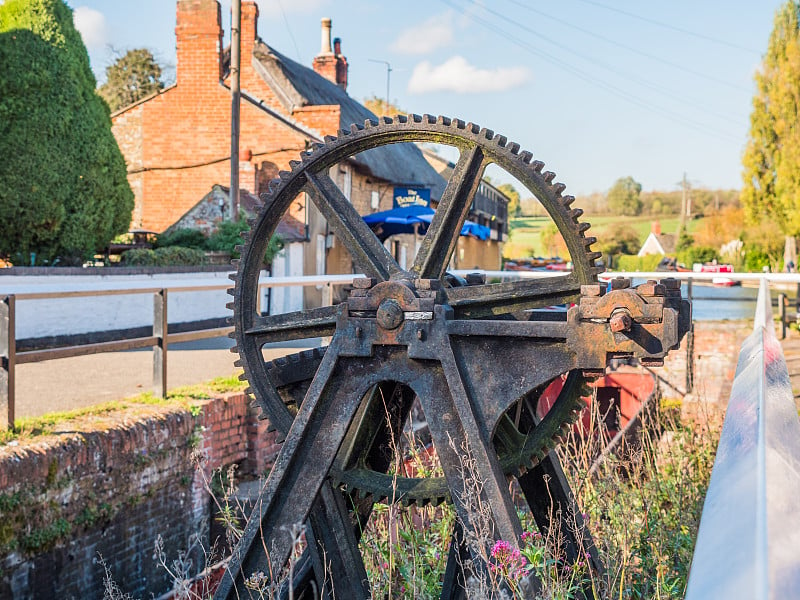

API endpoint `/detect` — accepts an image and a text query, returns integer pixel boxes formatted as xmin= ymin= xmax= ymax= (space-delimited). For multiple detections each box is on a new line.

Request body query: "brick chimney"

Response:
xmin=312 ymin=18 xmax=348 ymax=91
xmin=176 ymin=0 xmax=223 ymax=87
xmin=241 ymin=1 xmax=259 ymax=59
xmin=651 ymin=221 xmax=661 ymax=235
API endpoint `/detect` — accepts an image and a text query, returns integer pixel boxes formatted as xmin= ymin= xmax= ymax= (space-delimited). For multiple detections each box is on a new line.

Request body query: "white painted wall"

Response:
xmin=0 ymin=272 xmax=241 ymax=339
xmin=269 ymin=243 xmax=304 ymax=314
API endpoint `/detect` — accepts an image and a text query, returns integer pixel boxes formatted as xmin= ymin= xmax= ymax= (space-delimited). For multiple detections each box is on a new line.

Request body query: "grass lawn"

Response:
xmin=505 ymin=213 xmax=703 ymax=259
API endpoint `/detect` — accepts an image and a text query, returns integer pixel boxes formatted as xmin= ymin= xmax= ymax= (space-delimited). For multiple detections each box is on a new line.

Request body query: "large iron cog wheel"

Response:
xmin=220 ymin=115 xmax=601 ymax=600
xmin=266 ymin=347 xmax=588 ymax=506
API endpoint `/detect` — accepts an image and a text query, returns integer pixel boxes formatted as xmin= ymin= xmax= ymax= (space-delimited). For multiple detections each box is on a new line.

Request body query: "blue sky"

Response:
xmin=70 ymin=0 xmax=782 ymax=197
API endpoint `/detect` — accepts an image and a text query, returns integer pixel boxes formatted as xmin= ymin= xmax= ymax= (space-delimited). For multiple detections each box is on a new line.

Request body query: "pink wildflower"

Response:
xmin=490 ymin=539 xmax=527 ymax=582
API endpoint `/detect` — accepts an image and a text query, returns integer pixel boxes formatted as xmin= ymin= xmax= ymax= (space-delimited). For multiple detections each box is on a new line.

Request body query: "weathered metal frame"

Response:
xmin=685 ymin=279 xmax=800 ymax=599
xmin=220 ymin=116 xmax=692 ymax=600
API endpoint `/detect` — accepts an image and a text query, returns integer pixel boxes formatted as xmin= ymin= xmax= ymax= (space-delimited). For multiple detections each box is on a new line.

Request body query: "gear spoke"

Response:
xmin=217 ymin=339 xmax=355 ymax=598
xmin=445 ymin=274 xmax=583 ymax=318
xmin=244 ymin=305 xmax=339 ymax=345
xmin=305 ymin=171 xmax=401 ymax=280
xmin=412 ymin=145 xmax=486 ymax=279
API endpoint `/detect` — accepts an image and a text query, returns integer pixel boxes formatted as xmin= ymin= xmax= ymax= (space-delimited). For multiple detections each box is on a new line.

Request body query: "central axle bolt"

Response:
xmin=609 ymin=309 xmax=633 ymax=333
xmin=376 ymin=299 xmax=404 ymax=330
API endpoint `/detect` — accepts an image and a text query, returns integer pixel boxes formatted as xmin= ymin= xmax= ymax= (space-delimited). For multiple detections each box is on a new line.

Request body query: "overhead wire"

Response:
xmin=571 ymin=0 xmax=760 ymax=55
xmin=437 ymin=0 xmax=742 ymax=144
xmin=464 ymin=0 xmax=745 ymax=126
xmin=501 ymin=0 xmax=750 ymax=93
xmin=276 ymin=0 xmax=303 ymax=63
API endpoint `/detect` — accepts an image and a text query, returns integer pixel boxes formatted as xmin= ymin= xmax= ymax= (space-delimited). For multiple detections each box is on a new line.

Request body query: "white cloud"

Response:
xmin=73 ymin=6 xmax=107 ymax=49
xmin=408 ymin=56 xmax=531 ymax=94
xmin=390 ymin=13 xmax=454 ymax=55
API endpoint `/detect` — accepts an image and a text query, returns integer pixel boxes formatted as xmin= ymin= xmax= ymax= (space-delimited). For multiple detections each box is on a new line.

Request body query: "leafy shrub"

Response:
xmin=744 ymin=245 xmax=772 ymax=272
xmin=679 ymin=245 xmax=718 ymax=266
xmin=615 ymin=254 xmax=662 ymax=272
xmin=206 ymin=218 xmax=284 ymax=262
xmin=121 ymin=246 xmax=206 ymax=266
xmin=155 ymin=228 xmax=207 ymax=250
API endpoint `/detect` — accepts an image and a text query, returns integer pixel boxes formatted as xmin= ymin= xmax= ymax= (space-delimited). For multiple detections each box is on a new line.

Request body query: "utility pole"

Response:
xmin=369 ymin=59 xmax=392 ymax=111
xmin=230 ymin=0 xmax=241 ymax=221
xmin=678 ymin=172 xmax=690 ymax=236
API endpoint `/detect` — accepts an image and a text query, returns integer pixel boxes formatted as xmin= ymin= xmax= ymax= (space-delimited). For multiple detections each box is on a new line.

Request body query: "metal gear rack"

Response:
xmin=215 ymin=115 xmax=691 ymax=599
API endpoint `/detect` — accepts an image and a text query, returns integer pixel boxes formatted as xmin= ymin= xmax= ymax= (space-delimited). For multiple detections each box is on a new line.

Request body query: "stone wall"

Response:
xmin=659 ymin=320 xmax=753 ymax=416
xmin=0 ymin=392 xmax=278 ymax=599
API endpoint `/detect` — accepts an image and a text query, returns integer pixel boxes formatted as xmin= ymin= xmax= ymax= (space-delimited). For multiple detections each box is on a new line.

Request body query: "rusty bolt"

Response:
xmin=416 ymin=328 xmax=426 ymax=341
xmin=465 ymin=272 xmax=486 ymax=286
xmin=581 ymin=284 xmax=603 ymax=297
xmin=609 ymin=309 xmax=633 ymax=333
xmin=355 ymin=326 xmax=363 ymax=338
xmin=416 ymin=278 xmax=442 ymax=291
xmin=376 ymin=299 xmax=404 ymax=330
xmin=353 ymin=277 xmax=377 ymax=289
xmin=660 ymin=277 xmax=681 ymax=291
xmin=610 ymin=277 xmax=631 ymax=290
xmin=637 ymin=281 xmax=666 ymax=297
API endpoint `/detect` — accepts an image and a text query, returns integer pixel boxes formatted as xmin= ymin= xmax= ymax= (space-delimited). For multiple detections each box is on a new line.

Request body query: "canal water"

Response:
xmin=676 ymin=282 xmax=759 ymax=321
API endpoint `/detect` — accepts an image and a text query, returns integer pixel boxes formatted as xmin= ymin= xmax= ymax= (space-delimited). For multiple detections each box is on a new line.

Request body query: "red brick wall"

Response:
xmin=112 ymin=1 xmax=312 ymax=232
xmin=0 ymin=393 xmax=279 ymax=599
xmin=660 ymin=320 xmax=752 ymax=417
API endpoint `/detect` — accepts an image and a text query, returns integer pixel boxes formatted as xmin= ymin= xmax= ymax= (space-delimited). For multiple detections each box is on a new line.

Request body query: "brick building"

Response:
xmin=111 ymin=0 xmax=507 ymax=308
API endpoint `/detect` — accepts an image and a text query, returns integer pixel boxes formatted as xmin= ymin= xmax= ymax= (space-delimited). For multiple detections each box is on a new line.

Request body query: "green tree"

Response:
xmin=496 ymin=183 xmax=521 ymax=217
xmin=597 ymin=223 xmax=641 ymax=257
xmin=363 ymin=95 xmax=405 ymax=117
xmin=98 ymin=48 xmax=164 ymax=112
xmin=606 ymin=176 xmax=643 ymax=216
xmin=0 ymin=0 xmax=134 ymax=265
xmin=742 ymin=1 xmax=800 ymax=235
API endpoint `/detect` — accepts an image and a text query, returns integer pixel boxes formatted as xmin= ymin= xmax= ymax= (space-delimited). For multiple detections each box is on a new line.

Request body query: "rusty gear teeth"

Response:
xmin=229 ymin=116 xmax=599 ymax=509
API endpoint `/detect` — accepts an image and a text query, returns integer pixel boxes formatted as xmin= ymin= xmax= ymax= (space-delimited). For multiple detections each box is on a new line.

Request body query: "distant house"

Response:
xmin=638 ymin=222 xmax=676 ymax=257
xmin=110 ymin=0 xmax=507 ymax=309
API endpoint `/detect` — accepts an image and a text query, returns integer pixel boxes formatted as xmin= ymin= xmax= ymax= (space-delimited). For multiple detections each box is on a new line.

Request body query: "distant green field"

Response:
xmin=505 ymin=214 xmax=703 ymax=259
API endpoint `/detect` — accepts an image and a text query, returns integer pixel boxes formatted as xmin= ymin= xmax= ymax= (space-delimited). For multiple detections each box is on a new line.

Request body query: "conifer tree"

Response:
xmin=0 ymin=0 xmax=134 ymax=264
xmin=99 ymin=48 xmax=164 ymax=112
xmin=742 ymin=1 xmax=800 ymax=235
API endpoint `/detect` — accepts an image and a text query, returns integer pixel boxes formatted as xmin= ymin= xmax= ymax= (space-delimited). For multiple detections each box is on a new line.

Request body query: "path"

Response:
xmin=15 ymin=336 xmax=316 ymax=419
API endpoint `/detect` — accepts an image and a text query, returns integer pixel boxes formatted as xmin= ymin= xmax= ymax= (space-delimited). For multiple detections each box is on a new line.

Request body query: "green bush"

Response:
xmin=678 ymin=245 xmax=718 ymax=266
xmin=744 ymin=245 xmax=772 ymax=272
xmin=615 ymin=254 xmax=663 ymax=272
xmin=155 ymin=228 xmax=207 ymax=250
xmin=0 ymin=0 xmax=134 ymax=265
xmin=121 ymin=246 xmax=206 ymax=266
xmin=206 ymin=218 xmax=284 ymax=262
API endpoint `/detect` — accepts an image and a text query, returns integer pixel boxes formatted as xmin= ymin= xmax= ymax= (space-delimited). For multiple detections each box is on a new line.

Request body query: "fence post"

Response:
xmin=153 ymin=289 xmax=168 ymax=398
xmin=322 ymin=282 xmax=333 ymax=307
xmin=0 ymin=295 xmax=15 ymax=429
xmin=779 ymin=292 xmax=787 ymax=339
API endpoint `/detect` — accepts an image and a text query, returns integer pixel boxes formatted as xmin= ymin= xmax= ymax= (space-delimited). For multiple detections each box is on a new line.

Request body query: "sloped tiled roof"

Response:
xmin=249 ymin=42 xmax=446 ymax=198
xmin=656 ymin=233 xmax=676 ymax=254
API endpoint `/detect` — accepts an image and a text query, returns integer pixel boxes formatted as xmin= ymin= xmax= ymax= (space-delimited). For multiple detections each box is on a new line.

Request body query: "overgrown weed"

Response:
xmin=101 ymin=373 xmax=718 ymax=599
